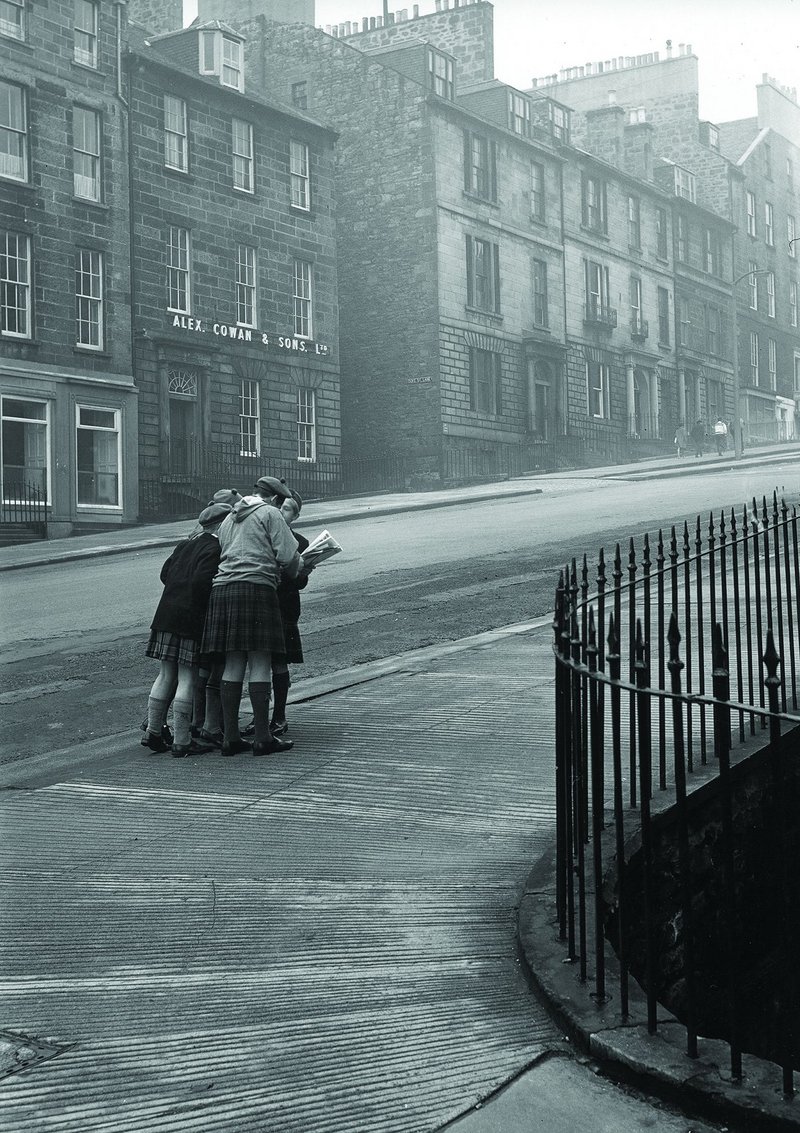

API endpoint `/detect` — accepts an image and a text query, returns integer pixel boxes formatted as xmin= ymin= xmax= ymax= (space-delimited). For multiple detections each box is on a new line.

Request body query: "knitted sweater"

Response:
xmin=212 ymin=497 xmax=302 ymax=589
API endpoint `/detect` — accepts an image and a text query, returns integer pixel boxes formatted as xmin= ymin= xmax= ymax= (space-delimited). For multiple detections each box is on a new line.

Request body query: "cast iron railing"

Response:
xmin=553 ymin=491 xmax=800 ymax=1094
xmin=0 ymin=481 xmax=48 ymax=532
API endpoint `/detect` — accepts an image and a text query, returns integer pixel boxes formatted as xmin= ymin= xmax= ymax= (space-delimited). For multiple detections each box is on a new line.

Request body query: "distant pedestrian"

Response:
xmin=729 ymin=416 xmax=745 ymax=455
xmin=142 ymin=503 xmax=231 ymax=756
xmin=674 ymin=423 xmax=687 ymax=457
xmin=690 ymin=419 xmax=705 ymax=458
xmin=714 ymin=417 xmax=728 ymax=456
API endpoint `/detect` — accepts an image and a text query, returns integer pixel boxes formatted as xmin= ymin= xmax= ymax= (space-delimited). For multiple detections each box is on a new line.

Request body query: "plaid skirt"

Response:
xmin=273 ymin=619 xmax=304 ymax=666
xmin=145 ymin=629 xmax=198 ymax=666
xmin=200 ymin=581 xmax=286 ymax=661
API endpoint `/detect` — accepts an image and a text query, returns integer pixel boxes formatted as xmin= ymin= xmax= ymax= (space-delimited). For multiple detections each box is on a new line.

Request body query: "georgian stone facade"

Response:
xmin=127 ymin=21 xmax=340 ymax=509
xmin=0 ymin=0 xmax=138 ymax=533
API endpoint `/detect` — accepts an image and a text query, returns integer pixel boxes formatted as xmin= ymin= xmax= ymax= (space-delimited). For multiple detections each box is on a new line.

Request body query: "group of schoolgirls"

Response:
xmin=141 ymin=475 xmax=312 ymax=759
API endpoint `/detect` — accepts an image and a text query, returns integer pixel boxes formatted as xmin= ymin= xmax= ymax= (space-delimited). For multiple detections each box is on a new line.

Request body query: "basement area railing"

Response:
xmin=553 ymin=491 xmax=800 ymax=1095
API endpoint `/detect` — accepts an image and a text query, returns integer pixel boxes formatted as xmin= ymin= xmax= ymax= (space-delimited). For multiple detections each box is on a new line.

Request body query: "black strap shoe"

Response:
xmin=252 ymin=735 xmax=294 ymax=756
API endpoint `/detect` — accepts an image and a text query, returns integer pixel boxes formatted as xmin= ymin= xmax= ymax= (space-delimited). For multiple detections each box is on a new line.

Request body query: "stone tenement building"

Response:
xmin=189 ymin=0 xmax=570 ymax=474
xmin=126 ymin=17 xmax=340 ymax=512
xmin=720 ymin=79 xmax=800 ymax=441
xmin=194 ymin=0 xmax=724 ymax=468
xmin=1 ymin=0 xmax=339 ymax=533
xmin=1 ymin=0 xmax=138 ymax=532
xmin=531 ymin=50 xmax=800 ymax=442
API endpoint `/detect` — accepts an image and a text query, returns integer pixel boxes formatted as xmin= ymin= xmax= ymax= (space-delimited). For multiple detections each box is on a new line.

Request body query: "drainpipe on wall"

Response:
xmin=114 ymin=0 xmax=141 ymax=516
xmin=115 ymin=0 xmax=127 ymax=100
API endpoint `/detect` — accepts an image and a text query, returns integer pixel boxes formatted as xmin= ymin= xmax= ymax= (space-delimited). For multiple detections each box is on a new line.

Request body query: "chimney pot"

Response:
xmin=413 ymin=2 xmax=419 ymax=14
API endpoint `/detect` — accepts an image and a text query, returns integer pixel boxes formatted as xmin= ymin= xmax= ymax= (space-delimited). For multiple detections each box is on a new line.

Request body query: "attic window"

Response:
xmin=707 ymin=123 xmax=719 ymax=151
xmin=674 ymin=166 xmax=696 ymax=203
xmin=509 ymin=92 xmax=532 ymax=138
xmin=549 ymin=102 xmax=570 ymax=143
xmin=427 ymin=49 xmax=454 ymax=101
xmin=199 ymin=29 xmax=244 ymax=91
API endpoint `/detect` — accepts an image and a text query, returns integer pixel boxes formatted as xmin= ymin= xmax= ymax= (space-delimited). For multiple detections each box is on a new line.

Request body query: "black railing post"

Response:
xmin=667 ymin=613 xmax=698 ymax=1059
xmin=634 ymin=620 xmax=658 ymax=1034
xmin=763 ymin=631 xmax=794 ymax=1097
xmin=712 ymin=622 xmax=741 ymax=1080
xmin=683 ymin=521 xmax=695 ymax=770
xmin=771 ymin=492 xmax=787 ymax=712
xmin=607 ymin=613 xmax=628 ymax=1017
xmin=587 ymin=610 xmax=607 ymax=1002
xmin=554 ymin=572 xmax=568 ymax=940
xmin=780 ymin=498 xmax=797 ymax=712
xmin=729 ymin=508 xmax=746 ymax=742
xmin=656 ymin=530 xmax=667 ymax=790
xmin=570 ymin=596 xmax=587 ymax=979
xmin=791 ymin=505 xmax=800 ymax=712
xmin=743 ymin=504 xmax=758 ymax=735
xmin=694 ymin=517 xmax=707 ymax=763
xmin=628 ymin=540 xmax=639 ymax=805
xmin=562 ymin=564 xmax=576 ymax=959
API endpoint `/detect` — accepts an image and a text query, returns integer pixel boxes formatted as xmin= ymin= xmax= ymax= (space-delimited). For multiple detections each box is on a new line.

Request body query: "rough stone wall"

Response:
xmin=197 ymin=0 xmax=315 ymax=26
xmin=535 ymin=55 xmax=700 ymax=123
xmin=128 ymin=48 xmax=339 ymax=470
xmin=536 ymin=56 xmax=736 ymax=220
xmin=342 ymin=1 xmax=494 ymax=87
xmin=583 ymin=105 xmax=626 ymax=168
xmin=127 ymin=0 xmax=184 ymax=37
xmin=608 ymin=727 xmax=800 ymax=1067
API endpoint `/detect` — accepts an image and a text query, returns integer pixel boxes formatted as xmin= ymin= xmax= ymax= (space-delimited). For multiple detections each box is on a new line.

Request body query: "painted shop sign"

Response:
xmin=169 ymin=314 xmax=331 ymax=356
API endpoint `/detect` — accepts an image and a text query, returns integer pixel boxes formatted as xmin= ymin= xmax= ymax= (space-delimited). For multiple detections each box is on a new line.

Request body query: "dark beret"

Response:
xmin=254 ymin=475 xmax=292 ymax=500
xmin=198 ymin=503 xmax=233 ymax=527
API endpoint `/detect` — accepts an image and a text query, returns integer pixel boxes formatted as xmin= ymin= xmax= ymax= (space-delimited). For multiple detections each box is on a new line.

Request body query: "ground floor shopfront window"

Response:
xmin=1 ymin=395 xmax=49 ymax=501
xmin=76 ymin=405 xmax=121 ymax=507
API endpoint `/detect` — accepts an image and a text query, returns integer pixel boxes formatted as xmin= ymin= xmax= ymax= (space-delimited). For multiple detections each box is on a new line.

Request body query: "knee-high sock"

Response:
xmin=248 ymin=682 xmax=272 ymax=744
xmin=146 ymin=695 xmax=170 ymax=737
xmin=220 ymin=680 xmax=244 ymax=743
xmin=271 ymin=671 xmax=291 ymax=724
xmin=193 ymin=670 xmax=209 ymax=731
xmin=172 ymin=696 xmax=193 ymax=748
xmin=205 ymin=671 xmax=223 ymax=734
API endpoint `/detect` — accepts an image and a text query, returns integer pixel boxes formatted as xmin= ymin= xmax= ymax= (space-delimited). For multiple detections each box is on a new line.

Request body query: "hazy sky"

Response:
xmin=184 ymin=0 xmax=799 ymax=124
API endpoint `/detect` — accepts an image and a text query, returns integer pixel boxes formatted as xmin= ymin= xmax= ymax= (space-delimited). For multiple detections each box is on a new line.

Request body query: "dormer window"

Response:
xmin=509 ymin=92 xmax=531 ymax=138
xmin=427 ymin=48 xmax=454 ymax=100
xmin=549 ymin=101 xmax=569 ymax=143
xmin=199 ymin=29 xmax=244 ymax=91
xmin=674 ymin=166 xmax=696 ymax=202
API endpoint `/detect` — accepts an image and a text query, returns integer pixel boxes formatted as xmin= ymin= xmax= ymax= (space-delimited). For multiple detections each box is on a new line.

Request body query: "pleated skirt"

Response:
xmin=200 ymin=581 xmax=285 ymax=661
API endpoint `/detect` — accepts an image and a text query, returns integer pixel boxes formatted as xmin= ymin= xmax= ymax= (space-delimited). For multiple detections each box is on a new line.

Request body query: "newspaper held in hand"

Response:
xmin=302 ymin=529 xmax=342 ymax=566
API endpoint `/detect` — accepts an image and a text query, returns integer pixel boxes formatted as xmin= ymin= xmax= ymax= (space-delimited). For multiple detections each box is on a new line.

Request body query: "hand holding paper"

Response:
xmin=301 ymin=529 xmax=342 ymax=567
